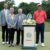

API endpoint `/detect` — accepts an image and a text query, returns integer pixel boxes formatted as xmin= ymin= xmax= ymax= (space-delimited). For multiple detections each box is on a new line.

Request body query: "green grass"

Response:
xmin=37 ymin=32 xmax=50 ymax=50
xmin=0 ymin=32 xmax=21 ymax=50
xmin=0 ymin=22 xmax=50 ymax=50
xmin=0 ymin=32 xmax=50 ymax=50
xmin=45 ymin=22 xmax=50 ymax=32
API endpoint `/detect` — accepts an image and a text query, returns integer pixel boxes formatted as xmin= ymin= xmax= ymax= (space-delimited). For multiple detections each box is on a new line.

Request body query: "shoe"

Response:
xmin=41 ymin=43 xmax=45 ymax=47
xmin=35 ymin=44 xmax=38 ymax=47
xmin=6 ymin=42 xmax=9 ymax=44
xmin=2 ymin=42 xmax=5 ymax=45
xmin=9 ymin=44 xmax=14 ymax=47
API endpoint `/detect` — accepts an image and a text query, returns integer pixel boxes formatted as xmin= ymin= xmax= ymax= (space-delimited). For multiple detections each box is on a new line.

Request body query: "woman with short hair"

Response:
xmin=7 ymin=7 xmax=17 ymax=46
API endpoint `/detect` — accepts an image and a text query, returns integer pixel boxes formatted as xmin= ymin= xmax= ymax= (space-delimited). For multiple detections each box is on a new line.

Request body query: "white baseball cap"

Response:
xmin=37 ymin=4 xmax=42 ymax=7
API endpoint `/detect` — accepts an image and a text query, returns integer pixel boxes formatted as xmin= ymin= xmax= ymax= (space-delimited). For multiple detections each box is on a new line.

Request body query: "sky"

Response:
xmin=0 ymin=0 xmax=5 ymax=2
xmin=14 ymin=0 xmax=43 ymax=7
xmin=0 ymin=0 xmax=43 ymax=7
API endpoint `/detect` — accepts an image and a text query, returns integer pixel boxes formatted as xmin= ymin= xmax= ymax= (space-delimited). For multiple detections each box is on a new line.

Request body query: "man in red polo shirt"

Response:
xmin=33 ymin=4 xmax=47 ymax=47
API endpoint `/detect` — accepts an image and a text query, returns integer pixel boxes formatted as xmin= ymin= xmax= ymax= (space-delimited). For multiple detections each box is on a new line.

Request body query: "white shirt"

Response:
xmin=4 ymin=9 xmax=8 ymax=17
xmin=4 ymin=9 xmax=8 ymax=21
xmin=10 ymin=14 xmax=14 ymax=20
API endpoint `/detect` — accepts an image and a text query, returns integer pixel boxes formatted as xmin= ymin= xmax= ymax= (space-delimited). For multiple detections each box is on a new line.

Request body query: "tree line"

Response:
xmin=0 ymin=1 xmax=50 ymax=19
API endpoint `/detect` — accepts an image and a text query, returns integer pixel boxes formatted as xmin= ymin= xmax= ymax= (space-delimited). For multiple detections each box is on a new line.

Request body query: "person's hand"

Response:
xmin=0 ymin=24 xmax=1 ymax=26
xmin=11 ymin=25 xmax=15 ymax=28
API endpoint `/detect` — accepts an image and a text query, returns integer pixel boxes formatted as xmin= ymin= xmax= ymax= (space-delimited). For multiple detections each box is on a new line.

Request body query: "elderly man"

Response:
xmin=16 ymin=8 xmax=27 ymax=45
xmin=33 ymin=4 xmax=47 ymax=47
xmin=1 ymin=3 xmax=9 ymax=44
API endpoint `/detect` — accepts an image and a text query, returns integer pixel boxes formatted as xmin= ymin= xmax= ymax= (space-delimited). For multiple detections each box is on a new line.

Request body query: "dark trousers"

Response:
xmin=8 ymin=28 xmax=15 ymax=44
xmin=36 ymin=23 xmax=45 ymax=44
xmin=16 ymin=29 xmax=24 ymax=45
xmin=2 ymin=24 xmax=8 ymax=42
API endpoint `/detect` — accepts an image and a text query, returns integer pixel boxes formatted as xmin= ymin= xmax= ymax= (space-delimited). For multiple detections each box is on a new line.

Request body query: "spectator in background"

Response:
xmin=7 ymin=7 xmax=17 ymax=47
xmin=1 ymin=3 xmax=9 ymax=44
xmin=33 ymin=4 xmax=47 ymax=47
xmin=16 ymin=8 xmax=26 ymax=45
xmin=27 ymin=9 xmax=33 ymax=19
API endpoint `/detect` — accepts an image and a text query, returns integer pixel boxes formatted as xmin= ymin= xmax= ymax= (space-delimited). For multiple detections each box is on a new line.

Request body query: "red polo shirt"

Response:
xmin=33 ymin=10 xmax=47 ymax=24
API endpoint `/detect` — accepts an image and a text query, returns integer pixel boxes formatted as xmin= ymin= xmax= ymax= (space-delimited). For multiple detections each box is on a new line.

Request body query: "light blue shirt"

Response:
xmin=16 ymin=14 xmax=27 ymax=30
xmin=7 ymin=14 xmax=17 ymax=29
xmin=0 ymin=9 xmax=9 ymax=26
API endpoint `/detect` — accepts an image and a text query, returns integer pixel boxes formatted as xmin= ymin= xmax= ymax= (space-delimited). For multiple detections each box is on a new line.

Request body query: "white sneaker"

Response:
xmin=35 ymin=44 xmax=38 ymax=47
xmin=41 ymin=43 xmax=45 ymax=47
xmin=2 ymin=42 xmax=5 ymax=45
xmin=6 ymin=42 xmax=9 ymax=44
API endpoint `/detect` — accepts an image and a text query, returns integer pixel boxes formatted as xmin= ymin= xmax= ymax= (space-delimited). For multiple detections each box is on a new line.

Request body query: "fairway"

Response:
xmin=0 ymin=22 xmax=50 ymax=50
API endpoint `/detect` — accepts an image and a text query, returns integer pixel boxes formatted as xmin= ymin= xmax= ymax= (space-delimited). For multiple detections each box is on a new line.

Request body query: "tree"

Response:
xmin=5 ymin=0 xmax=14 ymax=4
xmin=19 ymin=2 xmax=38 ymax=14
xmin=19 ymin=2 xmax=29 ymax=14
xmin=42 ymin=1 xmax=50 ymax=19
xmin=0 ymin=1 xmax=5 ymax=11
xmin=5 ymin=0 xmax=14 ymax=8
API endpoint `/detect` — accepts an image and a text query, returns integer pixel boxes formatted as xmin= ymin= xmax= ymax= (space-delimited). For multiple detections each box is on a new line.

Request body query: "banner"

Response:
xmin=23 ymin=26 xmax=35 ymax=47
